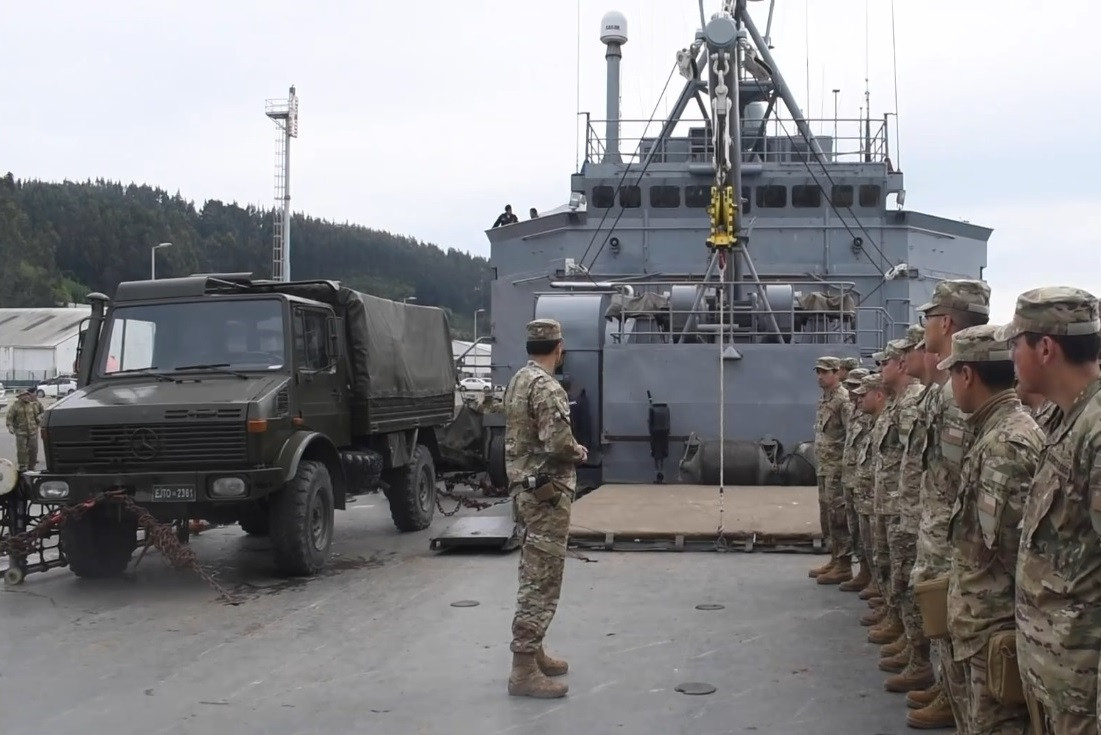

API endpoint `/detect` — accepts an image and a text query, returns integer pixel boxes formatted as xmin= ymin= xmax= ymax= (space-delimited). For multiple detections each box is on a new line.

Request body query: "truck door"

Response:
xmin=293 ymin=306 xmax=346 ymax=437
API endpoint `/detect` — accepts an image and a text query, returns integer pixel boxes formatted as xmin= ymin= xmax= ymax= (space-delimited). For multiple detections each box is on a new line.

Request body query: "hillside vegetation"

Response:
xmin=0 ymin=173 xmax=491 ymax=337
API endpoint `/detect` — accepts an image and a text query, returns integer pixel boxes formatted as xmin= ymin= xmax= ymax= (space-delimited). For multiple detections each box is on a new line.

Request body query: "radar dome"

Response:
xmin=600 ymin=11 xmax=628 ymax=45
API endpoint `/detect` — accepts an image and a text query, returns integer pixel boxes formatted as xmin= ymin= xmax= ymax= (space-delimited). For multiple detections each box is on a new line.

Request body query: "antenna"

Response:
xmin=265 ymin=85 xmax=299 ymax=282
xmin=600 ymin=11 xmax=628 ymax=164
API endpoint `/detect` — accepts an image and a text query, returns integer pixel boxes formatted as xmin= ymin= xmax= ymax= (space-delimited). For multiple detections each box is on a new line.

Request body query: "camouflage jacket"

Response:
xmin=814 ymin=383 xmax=849 ymax=477
xmin=1028 ymin=399 xmax=1062 ymax=437
xmin=872 ymin=380 xmax=922 ymax=515
xmin=1017 ymin=378 xmax=1101 ymax=715
xmin=946 ymin=389 xmax=1042 ymax=661
xmin=6 ymin=398 xmax=42 ymax=434
xmin=503 ymin=361 xmax=585 ymax=491
xmin=895 ymin=380 xmax=930 ymax=530
xmin=841 ymin=407 xmax=870 ymax=491
xmin=853 ymin=411 xmax=880 ymax=515
xmin=914 ymin=379 xmax=974 ymax=581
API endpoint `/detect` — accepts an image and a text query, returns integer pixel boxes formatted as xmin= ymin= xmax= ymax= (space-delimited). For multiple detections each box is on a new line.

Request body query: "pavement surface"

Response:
xmin=0 ymin=421 xmax=930 ymax=735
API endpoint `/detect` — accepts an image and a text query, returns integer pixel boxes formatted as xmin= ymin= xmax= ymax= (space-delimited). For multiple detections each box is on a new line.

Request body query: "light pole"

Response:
xmin=832 ymin=89 xmax=840 ymax=160
xmin=473 ymin=308 xmax=486 ymax=341
xmin=151 ymin=242 xmax=172 ymax=279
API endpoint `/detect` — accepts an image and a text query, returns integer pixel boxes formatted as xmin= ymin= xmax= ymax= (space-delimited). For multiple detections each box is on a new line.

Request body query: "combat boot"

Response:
xmin=536 ymin=647 xmax=568 ymax=676
xmin=817 ymin=556 xmax=853 ymax=585
xmin=868 ymin=608 xmax=904 ymax=644
xmin=878 ymin=642 xmax=912 ymax=673
xmin=868 ymin=595 xmax=885 ymax=608
xmin=838 ymin=562 xmax=871 ymax=592
xmin=905 ymin=680 xmax=942 ymax=710
xmin=508 ymin=652 xmax=568 ymax=698
xmin=879 ymin=633 xmax=908 ymax=659
xmin=884 ymin=640 xmax=934 ymax=693
xmin=858 ymin=581 xmax=879 ymax=599
xmin=860 ymin=605 xmax=887 ymax=626
xmin=809 ymin=556 xmax=835 ymax=578
xmin=905 ymin=688 xmax=955 ymax=729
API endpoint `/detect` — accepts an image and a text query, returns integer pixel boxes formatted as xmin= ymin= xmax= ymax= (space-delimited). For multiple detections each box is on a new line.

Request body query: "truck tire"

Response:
xmin=59 ymin=505 xmax=138 ymax=579
xmin=238 ymin=502 xmax=270 ymax=536
xmin=383 ymin=444 xmax=436 ymax=532
xmin=269 ymin=459 xmax=334 ymax=576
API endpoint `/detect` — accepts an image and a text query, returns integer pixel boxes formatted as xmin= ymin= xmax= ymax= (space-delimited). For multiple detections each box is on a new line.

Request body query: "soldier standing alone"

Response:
xmin=503 ymin=318 xmax=588 ymax=699
xmin=6 ymin=388 xmax=43 ymax=471
xmin=999 ymin=287 xmax=1101 ymax=734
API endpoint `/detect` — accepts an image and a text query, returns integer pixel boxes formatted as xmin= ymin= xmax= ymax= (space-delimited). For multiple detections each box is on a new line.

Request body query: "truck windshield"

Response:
xmin=98 ymin=299 xmax=287 ymax=376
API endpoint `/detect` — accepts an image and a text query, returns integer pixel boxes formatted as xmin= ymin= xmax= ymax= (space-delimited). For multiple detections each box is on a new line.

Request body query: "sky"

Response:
xmin=3 ymin=0 xmax=1099 ymax=324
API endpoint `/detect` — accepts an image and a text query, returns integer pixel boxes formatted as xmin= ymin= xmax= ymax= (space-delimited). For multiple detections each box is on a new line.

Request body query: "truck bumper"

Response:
xmin=21 ymin=467 xmax=286 ymax=506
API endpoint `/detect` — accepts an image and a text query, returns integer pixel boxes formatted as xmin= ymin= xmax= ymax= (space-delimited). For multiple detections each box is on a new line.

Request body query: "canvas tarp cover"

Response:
xmin=437 ymin=405 xmax=487 ymax=471
xmin=274 ymin=283 xmax=456 ymax=402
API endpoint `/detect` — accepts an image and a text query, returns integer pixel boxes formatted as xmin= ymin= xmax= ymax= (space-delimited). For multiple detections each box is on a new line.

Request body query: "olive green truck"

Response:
xmin=24 ymin=273 xmax=458 ymax=579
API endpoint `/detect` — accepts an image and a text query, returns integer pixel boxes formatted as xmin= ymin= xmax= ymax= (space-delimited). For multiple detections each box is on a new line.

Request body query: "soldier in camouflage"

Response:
xmin=809 ymin=356 xmax=853 ymax=584
xmin=504 ymin=318 xmax=588 ymax=699
xmin=1000 ymin=287 xmax=1101 ymax=735
xmin=839 ymin=367 xmax=872 ymax=593
xmin=839 ymin=356 xmax=859 ymax=382
xmin=939 ymin=324 xmax=1042 ymax=735
xmin=908 ymin=278 xmax=991 ymax=732
xmin=851 ymin=373 xmax=886 ymax=614
xmin=6 ymin=388 xmax=43 ymax=471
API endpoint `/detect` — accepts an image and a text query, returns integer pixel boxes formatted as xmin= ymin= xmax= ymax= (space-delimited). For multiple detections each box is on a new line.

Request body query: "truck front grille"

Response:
xmin=48 ymin=422 xmax=248 ymax=471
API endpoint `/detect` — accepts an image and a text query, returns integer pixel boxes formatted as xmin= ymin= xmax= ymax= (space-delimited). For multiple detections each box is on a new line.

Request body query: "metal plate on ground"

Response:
xmin=675 ymin=682 xmax=717 ymax=695
xmin=430 ymin=515 xmax=521 ymax=551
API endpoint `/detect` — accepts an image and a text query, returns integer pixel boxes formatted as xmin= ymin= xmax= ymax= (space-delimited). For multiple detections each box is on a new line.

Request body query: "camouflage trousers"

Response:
xmin=858 ymin=513 xmax=875 ymax=578
xmin=886 ymin=517 xmax=924 ymax=645
xmin=1022 ymin=688 xmax=1096 ymax=735
xmin=816 ymin=474 xmax=830 ymax=549
xmin=822 ymin=472 xmax=850 ymax=558
xmin=842 ymin=481 xmax=862 ymax=559
xmin=939 ymin=637 xmax=971 ymax=735
xmin=965 ymin=646 xmax=1027 ymax=735
xmin=15 ymin=431 xmax=38 ymax=471
xmin=510 ymin=487 xmax=572 ymax=654
xmin=873 ymin=514 xmax=895 ymax=606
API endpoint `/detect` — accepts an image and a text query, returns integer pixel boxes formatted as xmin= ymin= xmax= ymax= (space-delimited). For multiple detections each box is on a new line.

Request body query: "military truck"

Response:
xmin=22 ymin=273 xmax=458 ymax=578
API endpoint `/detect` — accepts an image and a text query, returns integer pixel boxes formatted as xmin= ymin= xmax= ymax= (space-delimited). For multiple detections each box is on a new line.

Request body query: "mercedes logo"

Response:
xmin=129 ymin=427 xmax=160 ymax=461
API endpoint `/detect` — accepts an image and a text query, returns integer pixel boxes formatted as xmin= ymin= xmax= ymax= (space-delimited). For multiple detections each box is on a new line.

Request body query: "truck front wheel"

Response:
xmin=269 ymin=460 xmax=334 ymax=576
xmin=383 ymin=444 xmax=436 ymax=532
xmin=59 ymin=505 xmax=138 ymax=579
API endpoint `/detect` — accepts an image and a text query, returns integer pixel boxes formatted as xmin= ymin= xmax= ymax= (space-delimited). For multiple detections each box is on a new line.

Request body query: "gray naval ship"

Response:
xmin=458 ymin=0 xmax=990 ymax=553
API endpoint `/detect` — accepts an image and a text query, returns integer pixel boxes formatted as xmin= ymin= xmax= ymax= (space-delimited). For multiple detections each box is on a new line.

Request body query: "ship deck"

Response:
xmin=0 ymin=481 xmax=927 ymax=735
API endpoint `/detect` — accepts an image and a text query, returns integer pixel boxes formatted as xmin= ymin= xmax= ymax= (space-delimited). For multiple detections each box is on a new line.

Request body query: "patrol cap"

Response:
xmin=871 ymin=350 xmax=887 ymax=364
xmin=851 ymin=372 xmax=884 ymax=396
xmin=883 ymin=339 xmax=909 ymax=360
xmin=936 ymin=324 xmax=1012 ymax=371
xmin=839 ymin=357 xmax=860 ymax=371
xmin=899 ymin=324 xmax=925 ymax=350
xmin=526 ymin=318 xmax=563 ymax=341
xmin=994 ymin=286 xmax=1101 ymax=341
xmin=843 ymin=367 xmax=870 ymax=388
xmin=917 ymin=279 xmax=991 ymax=316
xmin=814 ymin=356 xmax=841 ymax=371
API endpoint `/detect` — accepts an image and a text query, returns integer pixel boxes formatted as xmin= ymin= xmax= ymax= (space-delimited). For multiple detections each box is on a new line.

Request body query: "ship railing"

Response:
xmin=582 ymin=116 xmax=892 ymax=167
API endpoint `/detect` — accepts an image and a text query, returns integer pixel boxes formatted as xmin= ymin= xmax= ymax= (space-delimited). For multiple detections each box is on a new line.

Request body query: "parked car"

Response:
xmin=35 ymin=376 xmax=77 ymax=398
xmin=458 ymin=376 xmax=492 ymax=392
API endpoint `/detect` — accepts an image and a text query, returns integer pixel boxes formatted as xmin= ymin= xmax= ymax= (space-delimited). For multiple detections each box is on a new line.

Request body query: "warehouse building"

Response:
xmin=452 ymin=340 xmax=490 ymax=378
xmin=0 ymin=307 xmax=91 ymax=383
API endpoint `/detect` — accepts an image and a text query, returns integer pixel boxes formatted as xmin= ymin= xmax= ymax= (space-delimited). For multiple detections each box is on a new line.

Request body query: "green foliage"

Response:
xmin=0 ymin=174 xmax=490 ymax=337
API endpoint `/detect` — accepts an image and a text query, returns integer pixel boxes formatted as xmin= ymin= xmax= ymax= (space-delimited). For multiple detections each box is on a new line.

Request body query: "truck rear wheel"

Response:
xmin=269 ymin=460 xmax=334 ymax=576
xmin=60 ymin=505 xmax=138 ymax=579
xmin=383 ymin=444 xmax=436 ymax=532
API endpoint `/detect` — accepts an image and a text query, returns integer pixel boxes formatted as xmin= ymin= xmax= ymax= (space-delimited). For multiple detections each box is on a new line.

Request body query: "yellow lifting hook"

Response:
xmin=706 ymin=184 xmax=737 ymax=249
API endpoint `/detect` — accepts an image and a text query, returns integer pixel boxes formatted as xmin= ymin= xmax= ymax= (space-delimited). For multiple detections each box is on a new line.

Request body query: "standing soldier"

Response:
xmin=839 ymin=356 xmax=859 ymax=383
xmin=853 ymin=373 xmax=887 ymax=620
xmin=6 ymin=388 xmax=43 ymax=471
xmin=908 ymin=278 xmax=991 ymax=732
xmin=810 ymin=356 xmax=852 ymax=584
xmin=1001 ymin=287 xmax=1101 ymax=734
xmin=839 ymin=367 xmax=872 ymax=593
xmin=503 ymin=318 xmax=588 ymax=699
xmin=938 ymin=323 xmax=1041 ymax=735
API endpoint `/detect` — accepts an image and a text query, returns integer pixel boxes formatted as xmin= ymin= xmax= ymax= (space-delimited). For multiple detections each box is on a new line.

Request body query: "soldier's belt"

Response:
xmin=512 ymin=474 xmax=564 ymax=504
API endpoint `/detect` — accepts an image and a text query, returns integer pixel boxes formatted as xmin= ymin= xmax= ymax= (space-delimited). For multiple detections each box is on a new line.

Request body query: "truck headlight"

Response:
xmin=210 ymin=477 xmax=247 ymax=498
xmin=39 ymin=481 xmax=70 ymax=500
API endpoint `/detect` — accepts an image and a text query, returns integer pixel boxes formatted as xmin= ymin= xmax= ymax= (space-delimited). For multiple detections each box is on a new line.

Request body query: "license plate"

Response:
xmin=150 ymin=484 xmax=197 ymax=502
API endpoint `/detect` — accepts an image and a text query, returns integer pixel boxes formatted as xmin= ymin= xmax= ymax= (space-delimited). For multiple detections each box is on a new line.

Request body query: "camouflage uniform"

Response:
xmin=6 ymin=391 xmax=43 ymax=470
xmin=940 ymin=325 xmax=1043 ymax=734
xmin=813 ymin=356 xmax=851 ymax=571
xmin=1000 ymin=288 xmax=1101 ymax=733
xmin=505 ymin=318 xmax=586 ymax=698
xmin=841 ymin=367 xmax=871 ymax=571
xmin=1026 ymin=399 xmax=1061 ymax=436
xmin=913 ymin=279 xmax=992 ymax=731
xmin=852 ymin=373 xmax=883 ymax=583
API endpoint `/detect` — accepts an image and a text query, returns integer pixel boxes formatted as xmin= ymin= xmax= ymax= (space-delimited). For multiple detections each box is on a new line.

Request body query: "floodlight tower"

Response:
xmin=265 ymin=85 xmax=299 ymax=282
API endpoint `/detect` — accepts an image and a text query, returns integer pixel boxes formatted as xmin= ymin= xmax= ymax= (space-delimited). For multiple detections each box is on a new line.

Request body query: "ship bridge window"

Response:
xmin=831 ymin=185 xmax=854 ymax=208
xmin=859 ymin=185 xmax=881 ymax=208
xmin=684 ymin=185 xmax=710 ymax=208
xmin=619 ymin=185 xmax=641 ymax=208
xmin=591 ymin=186 xmax=615 ymax=208
xmin=650 ymin=185 xmax=680 ymax=208
xmin=756 ymin=185 xmax=787 ymax=208
xmin=792 ymin=185 xmax=822 ymax=208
